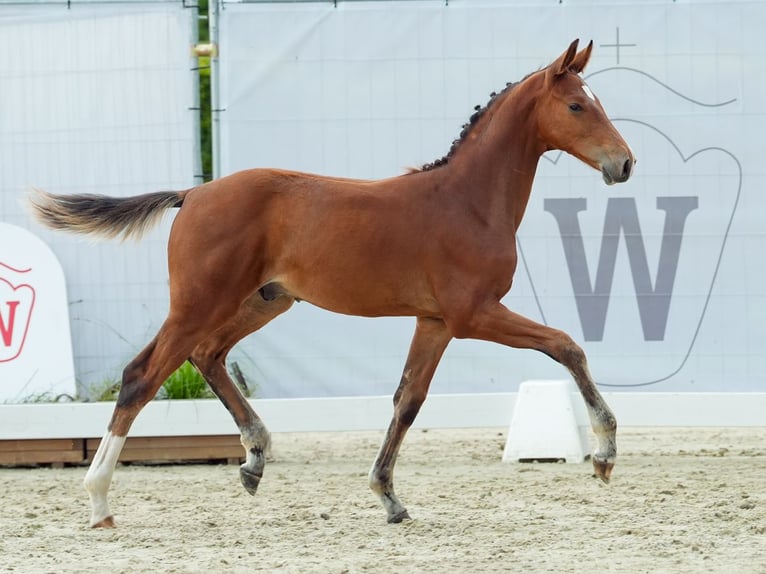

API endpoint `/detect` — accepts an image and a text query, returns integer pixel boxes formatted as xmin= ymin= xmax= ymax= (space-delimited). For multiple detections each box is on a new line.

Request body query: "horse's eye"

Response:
xmin=569 ymin=102 xmax=583 ymax=112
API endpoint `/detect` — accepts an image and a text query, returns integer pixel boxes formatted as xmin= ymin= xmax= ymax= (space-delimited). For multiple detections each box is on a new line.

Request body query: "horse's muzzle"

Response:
xmin=601 ymin=156 xmax=636 ymax=186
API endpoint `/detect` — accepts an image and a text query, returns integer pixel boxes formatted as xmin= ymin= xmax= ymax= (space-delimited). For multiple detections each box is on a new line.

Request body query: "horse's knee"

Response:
xmin=550 ymin=330 xmax=586 ymax=369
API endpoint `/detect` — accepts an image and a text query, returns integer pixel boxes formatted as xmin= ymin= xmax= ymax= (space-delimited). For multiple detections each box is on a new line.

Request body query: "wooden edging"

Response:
xmin=0 ymin=438 xmax=85 ymax=467
xmin=0 ymin=435 xmax=244 ymax=468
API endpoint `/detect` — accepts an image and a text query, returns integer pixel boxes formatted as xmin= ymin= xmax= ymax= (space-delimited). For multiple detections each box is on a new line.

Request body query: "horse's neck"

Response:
xmin=445 ymin=86 xmax=544 ymax=230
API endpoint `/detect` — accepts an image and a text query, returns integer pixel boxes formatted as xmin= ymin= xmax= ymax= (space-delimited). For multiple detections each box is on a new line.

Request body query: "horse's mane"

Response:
xmin=414 ymin=72 xmax=534 ymax=173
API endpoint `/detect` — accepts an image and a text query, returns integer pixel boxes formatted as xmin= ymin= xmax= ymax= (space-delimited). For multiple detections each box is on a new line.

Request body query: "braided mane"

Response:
xmin=417 ymin=79 xmax=521 ymax=172
xmin=413 ymin=66 xmax=551 ymax=173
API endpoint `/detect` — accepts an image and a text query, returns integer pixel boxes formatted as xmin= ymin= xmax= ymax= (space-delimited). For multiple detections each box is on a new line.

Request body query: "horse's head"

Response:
xmin=535 ymin=39 xmax=636 ymax=185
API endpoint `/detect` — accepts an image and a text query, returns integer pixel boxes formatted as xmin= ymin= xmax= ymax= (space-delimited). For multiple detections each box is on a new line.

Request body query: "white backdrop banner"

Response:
xmin=0 ymin=1 xmax=198 ymax=400
xmin=214 ymin=0 xmax=763 ymax=397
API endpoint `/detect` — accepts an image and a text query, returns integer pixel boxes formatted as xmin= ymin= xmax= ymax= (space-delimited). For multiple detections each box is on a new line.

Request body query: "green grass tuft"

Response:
xmin=160 ymin=361 xmax=215 ymax=400
xmin=21 ymin=360 xmax=255 ymax=403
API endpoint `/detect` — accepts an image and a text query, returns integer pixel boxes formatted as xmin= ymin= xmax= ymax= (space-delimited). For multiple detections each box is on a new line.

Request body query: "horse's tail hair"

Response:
xmin=27 ymin=188 xmax=187 ymax=241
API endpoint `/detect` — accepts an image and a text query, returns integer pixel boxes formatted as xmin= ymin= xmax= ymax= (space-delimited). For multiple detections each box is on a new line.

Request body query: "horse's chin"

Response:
xmin=601 ymin=157 xmax=634 ymax=185
xmin=601 ymin=170 xmax=617 ymax=186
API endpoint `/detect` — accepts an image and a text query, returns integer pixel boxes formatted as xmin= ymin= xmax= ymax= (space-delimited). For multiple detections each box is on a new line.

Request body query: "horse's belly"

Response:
xmin=277 ymin=273 xmax=439 ymax=319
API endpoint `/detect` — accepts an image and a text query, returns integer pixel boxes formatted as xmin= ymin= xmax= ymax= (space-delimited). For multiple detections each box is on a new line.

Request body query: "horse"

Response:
xmin=29 ymin=39 xmax=635 ymax=528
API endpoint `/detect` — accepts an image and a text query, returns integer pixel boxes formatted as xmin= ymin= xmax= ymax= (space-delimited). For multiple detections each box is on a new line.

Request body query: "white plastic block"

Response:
xmin=502 ymin=380 xmax=590 ymax=464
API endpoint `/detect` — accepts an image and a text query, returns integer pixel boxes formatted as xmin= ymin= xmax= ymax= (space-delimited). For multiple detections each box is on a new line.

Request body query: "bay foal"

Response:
xmin=30 ymin=40 xmax=635 ymax=527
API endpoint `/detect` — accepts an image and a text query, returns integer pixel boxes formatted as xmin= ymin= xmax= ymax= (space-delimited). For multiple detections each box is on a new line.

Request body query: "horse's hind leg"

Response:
xmin=84 ymin=316 xmax=204 ymax=527
xmin=369 ymin=317 xmax=452 ymax=523
xmin=190 ymin=292 xmax=294 ymax=495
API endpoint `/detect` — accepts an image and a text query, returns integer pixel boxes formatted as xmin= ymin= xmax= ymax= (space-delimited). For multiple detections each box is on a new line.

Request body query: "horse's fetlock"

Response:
xmin=369 ymin=466 xmax=391 ymax=493
xmin=240 ymin=425 xmax=270 ymax=450
xmin=592 ymin=404 xmax=617 ymax=433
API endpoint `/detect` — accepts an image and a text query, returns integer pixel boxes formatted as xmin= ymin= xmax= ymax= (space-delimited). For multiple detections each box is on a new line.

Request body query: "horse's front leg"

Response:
xmin=449 ymin=301 xmax=617 ymax=482
xmin=369 ymin=317 xmax=452 ymax=523
xmin=564 ymin=346 xmax=617 ymax=481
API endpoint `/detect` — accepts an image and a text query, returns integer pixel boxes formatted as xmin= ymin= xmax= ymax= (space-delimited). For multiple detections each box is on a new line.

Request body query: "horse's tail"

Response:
xmin=27 ymin=188 xmax=188 ymax=241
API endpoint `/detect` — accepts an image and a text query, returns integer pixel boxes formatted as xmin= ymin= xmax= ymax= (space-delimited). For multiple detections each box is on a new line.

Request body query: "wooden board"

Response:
xmin=86 ymin=435 xmax=245 ymax=464
xmin=0 ymin=439 xmax=84 ymax=466
xmin=0 ymin=435 xmax=244 ymax=467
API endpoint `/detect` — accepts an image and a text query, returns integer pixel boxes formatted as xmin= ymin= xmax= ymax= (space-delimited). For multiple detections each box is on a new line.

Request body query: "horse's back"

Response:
xmin=170 ymin=168 xmax=443 ymax=318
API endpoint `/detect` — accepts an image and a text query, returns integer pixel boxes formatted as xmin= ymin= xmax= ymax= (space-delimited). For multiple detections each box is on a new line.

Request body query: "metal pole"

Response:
xmin=209 ymin=0 xmax=222 ymax=180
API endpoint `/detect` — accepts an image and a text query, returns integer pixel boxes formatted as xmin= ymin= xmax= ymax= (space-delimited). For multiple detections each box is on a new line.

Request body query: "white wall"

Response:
xmin=213 ymin=0 xmax=766 ymax=398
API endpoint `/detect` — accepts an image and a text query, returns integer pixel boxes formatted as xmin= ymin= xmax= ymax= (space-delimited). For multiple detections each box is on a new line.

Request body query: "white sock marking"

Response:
xmin=83 ymin=431 xmax=126 ymax=525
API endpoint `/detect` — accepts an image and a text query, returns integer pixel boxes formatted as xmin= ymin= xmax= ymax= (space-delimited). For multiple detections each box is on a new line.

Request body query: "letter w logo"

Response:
xmin=0 ymin=300 xmax=20 ymax=347
xmin=544 ymin=197 xmax=698 ymax=342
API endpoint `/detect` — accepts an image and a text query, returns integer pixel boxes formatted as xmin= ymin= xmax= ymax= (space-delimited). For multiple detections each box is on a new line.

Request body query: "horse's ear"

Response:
xmin=545 ymin=40 xmax=580 ymax=87
xmin=569 ymin=40 xmax=593 ymax=74
xmin=548 ymin=39 xmax=580 ymax=79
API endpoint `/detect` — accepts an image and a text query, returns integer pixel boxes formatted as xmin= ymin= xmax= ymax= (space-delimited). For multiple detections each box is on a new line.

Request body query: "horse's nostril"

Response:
xmin=622 ymin=158 xmax=632 ymax=178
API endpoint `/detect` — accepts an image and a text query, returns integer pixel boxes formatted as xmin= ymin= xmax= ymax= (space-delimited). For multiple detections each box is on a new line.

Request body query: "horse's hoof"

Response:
xmin=592 ymin=457 xmax=614 ymax=483
xmin=239 ymin=466 xmax=262 ymax=495
xmin=90 ymin=515 xmax=115 ymax=528
xmin=387 ymin=510 xmax=411 ymax=524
